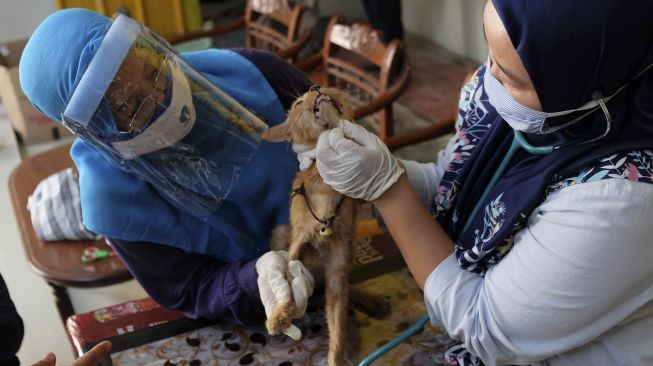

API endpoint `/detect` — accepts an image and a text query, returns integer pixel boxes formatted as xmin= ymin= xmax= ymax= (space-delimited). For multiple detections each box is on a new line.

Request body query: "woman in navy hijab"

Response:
xmin=312 ymin=0 xmax=653 ymax=364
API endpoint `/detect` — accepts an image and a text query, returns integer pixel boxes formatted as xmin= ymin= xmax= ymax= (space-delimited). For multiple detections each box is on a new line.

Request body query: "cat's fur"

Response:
xmin=263 ymin=87 xmax=390 ymax=365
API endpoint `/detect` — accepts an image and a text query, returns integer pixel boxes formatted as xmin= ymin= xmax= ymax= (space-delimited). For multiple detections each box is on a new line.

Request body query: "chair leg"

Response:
xmin=48 ymin=281 xmax=75 ymax=325
xmin=380 ymin=106 xmax=394 ymax=139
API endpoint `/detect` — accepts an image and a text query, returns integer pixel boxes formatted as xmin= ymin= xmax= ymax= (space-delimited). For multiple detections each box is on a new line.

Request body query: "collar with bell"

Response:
xmin=290 ymin=183 xmax=345 ymax=237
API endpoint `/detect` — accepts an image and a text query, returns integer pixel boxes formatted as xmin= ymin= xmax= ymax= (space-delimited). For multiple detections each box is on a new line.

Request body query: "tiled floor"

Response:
xmin=1 ymin=31 xmax=473 ymax=364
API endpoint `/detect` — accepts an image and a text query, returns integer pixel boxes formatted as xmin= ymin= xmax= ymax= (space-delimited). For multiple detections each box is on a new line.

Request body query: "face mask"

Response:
xmin=111 ymin=59 xmax=196 ymax=159
xmin=483 ymin=60 xmax=613 ymax=135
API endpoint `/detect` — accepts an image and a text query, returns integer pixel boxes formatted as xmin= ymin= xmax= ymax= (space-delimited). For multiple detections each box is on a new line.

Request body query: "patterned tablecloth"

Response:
xmin=111 ymin=270 xmax=454 ymax=366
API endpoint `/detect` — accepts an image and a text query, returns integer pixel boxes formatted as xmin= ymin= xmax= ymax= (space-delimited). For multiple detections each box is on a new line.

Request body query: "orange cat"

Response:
xmin=264 ymin=86 xmax=390 ymax=365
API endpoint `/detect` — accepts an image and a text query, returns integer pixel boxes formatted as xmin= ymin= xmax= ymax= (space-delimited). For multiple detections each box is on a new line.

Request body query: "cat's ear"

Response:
xmin=261 ymin=120 xmax=292 ymax=142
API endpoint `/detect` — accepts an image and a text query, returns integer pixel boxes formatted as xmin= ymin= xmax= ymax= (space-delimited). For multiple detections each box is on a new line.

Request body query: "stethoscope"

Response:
xmin=358 ymin=123 xmax=611 ymax=365
xmin=461 ymin=130 xmax=554 ymax=234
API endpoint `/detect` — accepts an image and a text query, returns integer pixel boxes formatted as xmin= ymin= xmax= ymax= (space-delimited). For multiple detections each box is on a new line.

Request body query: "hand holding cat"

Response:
xmin=291 ymin=143 xmax=316 ymax=172
xmin=314 ymin=120 xmax=404 ymax=201
xmin=256 ymin=251 xmax=315 ymax=320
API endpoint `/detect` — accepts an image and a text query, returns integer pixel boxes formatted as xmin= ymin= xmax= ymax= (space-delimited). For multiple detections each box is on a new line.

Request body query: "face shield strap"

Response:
xmin=110 ymin=61 xmax=196 ymax=159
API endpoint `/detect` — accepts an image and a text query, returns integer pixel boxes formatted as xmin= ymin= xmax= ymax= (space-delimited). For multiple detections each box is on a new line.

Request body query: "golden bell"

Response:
xmin=319 ymin=226 xmax=334 ymax=237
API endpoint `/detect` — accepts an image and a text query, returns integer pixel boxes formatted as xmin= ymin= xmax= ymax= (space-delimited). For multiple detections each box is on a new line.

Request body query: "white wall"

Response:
xmin=403 ymin=0 xmax=487 ymax=62
xmin=0 ymin=0 xmax=488 ymax=62
xmin=0 ymin=0 xmax=55 ymax=43
xmin=318 ymin=0 xmax=365 ymax=19
xmin=318 ymin=0 xmax=487 ymax=63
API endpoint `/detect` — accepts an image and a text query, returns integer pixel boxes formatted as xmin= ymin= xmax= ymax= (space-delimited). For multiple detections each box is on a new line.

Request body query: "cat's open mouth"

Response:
xmin=314 ymin=93 xmax=343 ymax=125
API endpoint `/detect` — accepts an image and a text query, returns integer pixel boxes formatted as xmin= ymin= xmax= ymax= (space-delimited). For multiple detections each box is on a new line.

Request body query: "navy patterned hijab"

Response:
xmin=435 ymin=0 xmax=653 ymax=274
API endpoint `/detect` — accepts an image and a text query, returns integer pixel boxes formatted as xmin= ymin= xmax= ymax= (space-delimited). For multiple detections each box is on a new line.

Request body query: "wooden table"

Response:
xmin=8 ymin=142 xmax=132 ymax=324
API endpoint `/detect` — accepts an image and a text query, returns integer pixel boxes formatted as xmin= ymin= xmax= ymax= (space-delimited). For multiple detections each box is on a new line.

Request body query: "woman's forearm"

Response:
xmin=373 ymin=176 xmax=454 ymax=288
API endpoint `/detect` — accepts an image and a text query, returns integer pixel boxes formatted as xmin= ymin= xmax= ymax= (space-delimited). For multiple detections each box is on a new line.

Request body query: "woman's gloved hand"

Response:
xmin=315 ymin=120 xmax=404 ymax=201
xmin=292 ymin=143 xmax=316 ymax=172
xmin=256 ymin=251 xmax=315 ymax=321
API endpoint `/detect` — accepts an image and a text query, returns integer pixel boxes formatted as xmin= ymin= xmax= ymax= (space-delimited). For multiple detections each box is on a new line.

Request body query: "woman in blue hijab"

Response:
xmin=19 ymin=9 xmax=315 ymax=326
xmin=311 ymin=0 xmax=653 ymax=364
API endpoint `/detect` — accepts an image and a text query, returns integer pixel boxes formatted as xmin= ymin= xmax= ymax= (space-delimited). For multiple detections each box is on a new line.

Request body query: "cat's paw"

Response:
xmin=265 ymin=301 xmax=298 ymax=336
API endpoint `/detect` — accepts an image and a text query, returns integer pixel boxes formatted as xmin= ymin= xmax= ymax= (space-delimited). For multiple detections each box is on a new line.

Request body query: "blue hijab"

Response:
xmin=435 ymin=0 xmax=653 ymax=274
xmin=20 ymin=9 xmax=298 ymax=262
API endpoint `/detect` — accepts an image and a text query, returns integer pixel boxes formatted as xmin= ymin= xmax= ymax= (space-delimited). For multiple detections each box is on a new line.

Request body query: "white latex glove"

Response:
xmin=315 ymin=120 xmax=404 ymax=201
xmin=256 ymin=251 xmax=315 ymax=320
xmin=292 ymin=143 xmax=316 ymax=172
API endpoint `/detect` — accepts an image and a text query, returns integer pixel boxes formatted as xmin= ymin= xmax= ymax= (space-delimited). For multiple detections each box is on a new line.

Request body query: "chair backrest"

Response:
xmin=245 ymin=0 xmax=307 ymax=60
xmin=321 ymin=15 xmax=410 ymax=139
xmin=168 ymin=0 xmax=313 ymax=63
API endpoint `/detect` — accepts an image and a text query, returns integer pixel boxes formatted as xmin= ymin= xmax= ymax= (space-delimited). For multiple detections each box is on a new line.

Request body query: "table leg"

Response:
xmin=47 ymin=281 xmax=75 ymax=324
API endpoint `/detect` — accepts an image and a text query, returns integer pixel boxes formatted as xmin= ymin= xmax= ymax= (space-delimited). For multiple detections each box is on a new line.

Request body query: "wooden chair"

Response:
xmin=308 ymin=18 xmax=477 ymax=150
xmin=301 ymin=16 xmax=479 ymax=150
xmin=302 ymin=15 xmax=409 ymax=141
xmin=8 ymin=143 xmax=131 ymax=325
xmin=168 ymin=0 xmax=313 ymax=63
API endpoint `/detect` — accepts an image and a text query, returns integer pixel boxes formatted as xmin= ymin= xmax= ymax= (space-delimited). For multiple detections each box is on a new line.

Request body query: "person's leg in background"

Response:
xmin=361 ymin=0 xmax=404 ymax=43
xmin=0 ymin=273 xmax=23 ymax=366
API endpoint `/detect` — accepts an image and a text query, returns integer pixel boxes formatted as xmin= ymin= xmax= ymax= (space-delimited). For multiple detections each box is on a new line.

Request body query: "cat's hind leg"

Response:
xmin=325 ymin=244 xmax=353 ymax=366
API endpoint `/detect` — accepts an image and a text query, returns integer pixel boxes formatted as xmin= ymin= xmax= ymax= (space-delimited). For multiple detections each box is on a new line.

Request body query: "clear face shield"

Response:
xmin=62 ymin=14 xmax=268 ymax=219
